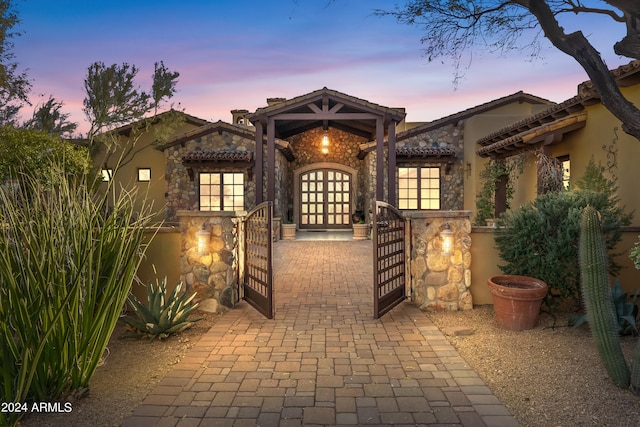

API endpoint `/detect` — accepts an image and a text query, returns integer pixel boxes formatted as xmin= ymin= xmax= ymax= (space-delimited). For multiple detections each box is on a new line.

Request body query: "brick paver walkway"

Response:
xmin=122 ymin=240 xmax=519 ymax=427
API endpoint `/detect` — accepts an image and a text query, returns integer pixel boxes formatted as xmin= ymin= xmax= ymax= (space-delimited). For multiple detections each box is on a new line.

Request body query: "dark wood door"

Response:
xmin=299 ymin=169 xmax=352 ymax=229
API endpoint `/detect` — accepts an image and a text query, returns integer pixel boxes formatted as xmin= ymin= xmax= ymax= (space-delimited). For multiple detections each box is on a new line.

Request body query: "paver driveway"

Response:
xmin=122 ymin=240 xmax=519 ymax=427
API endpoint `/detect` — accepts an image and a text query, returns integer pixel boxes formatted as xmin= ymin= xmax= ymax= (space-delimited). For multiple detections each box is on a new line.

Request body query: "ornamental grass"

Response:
xmin=0 ymin=166 xmax=154 ymax=426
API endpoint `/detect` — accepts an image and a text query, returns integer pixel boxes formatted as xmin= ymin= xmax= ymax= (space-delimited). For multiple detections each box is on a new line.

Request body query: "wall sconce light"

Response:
xmin=196 ymin=224 xmax=210 ymax=255
xmin=321 ymin=133 xmax=329 ymax=155
xmin=441 ymin=222 xmax=453 ymax=256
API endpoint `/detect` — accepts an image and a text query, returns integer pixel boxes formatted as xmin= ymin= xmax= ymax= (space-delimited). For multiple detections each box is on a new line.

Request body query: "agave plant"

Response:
xmin=122 ymin=277 xmax=201 ymax=340
xmin=572 ymin=279 xmax=640 ymax=335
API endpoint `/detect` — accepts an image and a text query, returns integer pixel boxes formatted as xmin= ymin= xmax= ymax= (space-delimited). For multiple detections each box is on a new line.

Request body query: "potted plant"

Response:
xmin=494 ymin=159 xmax=631 ymax=309
xmin=352 ymin=220 xmax=369 ymax=240
xmin=281 ymin=221 xmax=297 ymax=240
xmin=487 ymin=275 xmax=548 ymax=330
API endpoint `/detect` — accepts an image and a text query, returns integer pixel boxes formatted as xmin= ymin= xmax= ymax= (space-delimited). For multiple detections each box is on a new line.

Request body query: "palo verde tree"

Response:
xmin=23 ymin=95 xmax=78 ymax=137
xmin=377 ymin=1 xmax=640 ymax=141
xmin=83 ymin=60 xmax=182 ymax=175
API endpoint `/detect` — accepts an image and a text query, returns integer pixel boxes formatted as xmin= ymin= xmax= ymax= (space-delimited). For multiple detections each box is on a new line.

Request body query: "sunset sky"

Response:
xmin=14 ymin=0 xmax=627 ymax=134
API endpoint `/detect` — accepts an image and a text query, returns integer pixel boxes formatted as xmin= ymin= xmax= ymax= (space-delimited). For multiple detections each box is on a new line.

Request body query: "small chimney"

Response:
xmin=231 ymin=109 xmax=250 ymax=126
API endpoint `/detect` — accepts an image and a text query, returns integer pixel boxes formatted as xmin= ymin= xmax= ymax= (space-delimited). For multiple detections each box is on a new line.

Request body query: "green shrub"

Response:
xmin=495 ymin=159 xmax=631 ymax=308
xmin=122 ymin=277 xmax=201 ymax=340
xmin=474 ymin=159 xmax=515 ymax=226
xmin=0 ymin=126 xmax=90 ymax=183
xmin=0 ymin=166 xmax=153 ymax=426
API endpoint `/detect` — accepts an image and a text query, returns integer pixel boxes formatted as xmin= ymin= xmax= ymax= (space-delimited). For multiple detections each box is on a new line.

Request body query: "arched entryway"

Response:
xmin=293 ymin=163 xmax=358 ymax=230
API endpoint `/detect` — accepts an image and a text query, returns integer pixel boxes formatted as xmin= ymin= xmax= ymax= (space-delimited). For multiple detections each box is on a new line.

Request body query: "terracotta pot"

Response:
xmin=487 ymin=275 xmax=548 ymax=331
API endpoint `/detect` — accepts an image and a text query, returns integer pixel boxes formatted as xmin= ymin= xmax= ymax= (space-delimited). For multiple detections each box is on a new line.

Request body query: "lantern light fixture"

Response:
xmin=441 ymin=222 xmax=453 ymax=256
xmin=196 ymin=224 xmax=210 ymax=255
xmin=321 ymin=133 xmax=329 ymax=155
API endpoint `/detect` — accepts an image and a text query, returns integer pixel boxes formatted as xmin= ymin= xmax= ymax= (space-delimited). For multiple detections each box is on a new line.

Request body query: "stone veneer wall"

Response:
xmin=397 ymin=122 xmax=464 ymax=210
xmin=406 ymin=210 xmax=473 ymax=311
xmin=177 ymin=210 xmax=239 ymax=313
xmin=164 ymin=132 xmax=256 ymax=223
xmin=287 ymin=127 xmax=369 ymax=216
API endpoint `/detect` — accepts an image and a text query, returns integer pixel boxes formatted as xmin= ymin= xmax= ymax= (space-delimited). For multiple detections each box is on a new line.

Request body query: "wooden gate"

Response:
xmin=372 ymin=201 xmax=407 ymax=319
xmin=242 ymin=201 xmax=273 ymax=319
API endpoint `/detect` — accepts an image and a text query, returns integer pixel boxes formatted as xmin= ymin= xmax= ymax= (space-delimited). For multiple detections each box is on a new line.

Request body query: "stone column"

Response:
xmin=406 ymin=210 xmax=473 ymax=311
xmin=177 ymin=210 xmax=240 ymax=313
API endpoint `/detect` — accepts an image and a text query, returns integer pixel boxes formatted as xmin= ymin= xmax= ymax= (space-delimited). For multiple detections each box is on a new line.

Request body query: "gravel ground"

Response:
xmin=426 ymin=305 xmax=640 ymax=427
xmin=17 ymin=305 xmax=640 ymax=427
xmin=18 ymin=311 xmax=221 ymax=427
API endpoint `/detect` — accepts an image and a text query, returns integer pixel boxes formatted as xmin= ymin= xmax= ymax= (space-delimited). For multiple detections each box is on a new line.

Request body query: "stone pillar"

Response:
xmin=406 ymin=211 xmax=473 ymax=311
xmin=177 ymin=210 xmax=239 ymax=313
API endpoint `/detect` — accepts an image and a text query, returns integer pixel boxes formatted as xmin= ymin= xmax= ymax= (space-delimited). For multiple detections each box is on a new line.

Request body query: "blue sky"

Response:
xmin=14 ymin=0 xmax=627 ymax=134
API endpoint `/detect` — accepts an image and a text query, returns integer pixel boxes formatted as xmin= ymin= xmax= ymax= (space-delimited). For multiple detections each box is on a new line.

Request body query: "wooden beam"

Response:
xmin=387 ymin=121 xmax=396 ymax=207
xmin=267 ymin=118 xmax=275 ymax=203
xmin=329 ymin=103 xmax=344 ymax=113
xmin=376 ymin=118 xmax=384 ymax=202
xmin=307 ymin=103 xmax=322 ymax=114
xmin=273 ymin=112 xmax=379 ymax=121
xmin=255 ymin=121 xmax=263 ymax=204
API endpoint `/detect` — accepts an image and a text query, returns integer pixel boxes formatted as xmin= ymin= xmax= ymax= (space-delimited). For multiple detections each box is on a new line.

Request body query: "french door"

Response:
xmin=299 ymin=169 xmax=352 ymax=229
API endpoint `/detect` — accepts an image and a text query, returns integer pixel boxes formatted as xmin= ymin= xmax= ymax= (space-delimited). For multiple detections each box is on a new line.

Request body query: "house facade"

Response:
xmin=101 ymin=60 xmax=640 ymax=312
xmin=476 ymin=61 xmax=640 ymax=217
xmin=122 ymin=88 xmax=551 ymax=230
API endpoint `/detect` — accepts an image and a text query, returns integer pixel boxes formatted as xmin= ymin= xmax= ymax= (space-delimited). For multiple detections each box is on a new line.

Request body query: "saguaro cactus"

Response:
xmin=579 ymin=206 xmax=630 ymax=389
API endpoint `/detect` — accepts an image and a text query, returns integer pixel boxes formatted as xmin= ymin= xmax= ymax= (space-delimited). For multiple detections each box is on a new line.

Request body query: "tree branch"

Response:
xmin=515 ymin=0 xmax=640 ymax=139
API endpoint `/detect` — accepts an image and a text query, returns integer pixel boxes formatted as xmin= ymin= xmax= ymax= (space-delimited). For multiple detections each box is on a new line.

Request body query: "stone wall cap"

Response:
xmin=403 ymin=210 xmax=472 ymax=219
xmin=176 ymin=210 xmax=247 ymax=218
xmin=149 ymin=226 xmax=180 ymax=233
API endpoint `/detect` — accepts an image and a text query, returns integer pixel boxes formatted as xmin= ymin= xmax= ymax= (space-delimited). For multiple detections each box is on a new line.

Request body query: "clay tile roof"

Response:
xmin=396 ymin=146 xmax=456 ymax=158
xmin=476 ymin=96 xmax=586 ymax=147
xmin=396 ymin=91 xmax=554 ymax=141
xmin=476 ymin=60 xmax=640 ymax=158
xmin=182 ymin=150 xmax=253 ymax=163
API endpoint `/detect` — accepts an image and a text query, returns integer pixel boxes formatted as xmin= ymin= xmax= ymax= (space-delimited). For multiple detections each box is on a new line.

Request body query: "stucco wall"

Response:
xmin=95 ymin=119 xmax=201 ymax=223
xmin=504 ymin=85 xmax=640 ymax=226
xmin=131 ymin=228 xmax=182 ymax=303
xmin=463 ymin=103 xmax=555 ymax=221
xmin=468 ymin=226 xmax=640 ymax=305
